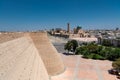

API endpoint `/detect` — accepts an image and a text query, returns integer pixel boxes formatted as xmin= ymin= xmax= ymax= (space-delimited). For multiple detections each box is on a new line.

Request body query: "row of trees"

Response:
xmin=64 ymin=40 xmax=120 ymax=61
xmin=75 ymin=43 xmax=120 ymax=60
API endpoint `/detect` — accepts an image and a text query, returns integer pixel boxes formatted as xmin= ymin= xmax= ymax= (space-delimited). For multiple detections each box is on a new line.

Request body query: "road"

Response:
xmin=48 ymin=35 xmax=68 ymax=53
xmin=52 ymin=42 xmax=66 ymax=53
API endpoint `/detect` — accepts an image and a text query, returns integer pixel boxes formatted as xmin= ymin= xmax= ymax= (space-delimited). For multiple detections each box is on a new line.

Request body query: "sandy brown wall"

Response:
xmin=30 ymin=32 xmax=65 ymax=76
xmin=0 ymin=36 xmax=49 ymax=80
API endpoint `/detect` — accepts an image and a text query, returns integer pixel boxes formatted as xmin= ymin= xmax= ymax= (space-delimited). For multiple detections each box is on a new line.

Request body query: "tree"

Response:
xmin=102 ymin=39 xmax=112 ymax=46
xmin=108 ymin=48 xmax=120 ymax=61
xmin=87 ymin=43 xmax=98 ymax=53
xmin=64 ymin=40 xmax=78 ymax=54
xmin=70 ymin=40 xmax=78 ymax=52
xmin=64 ymin=41 xmax=73 ymax=53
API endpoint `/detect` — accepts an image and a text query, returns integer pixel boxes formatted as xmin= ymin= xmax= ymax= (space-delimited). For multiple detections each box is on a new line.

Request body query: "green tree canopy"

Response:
xmin=64 ymin=40 xmax=78 ymax=53
xmin=70 ymin=40 xmax=78 ymax=52
xmin=102 ymin=39 xmax=112 ymax=46
xmin=64 ymin=41 xmax=73 ymax=53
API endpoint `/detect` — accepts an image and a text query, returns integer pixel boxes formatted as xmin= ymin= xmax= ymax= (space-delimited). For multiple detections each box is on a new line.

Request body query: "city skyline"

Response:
xmin=0 ymin=0 xmax=120 ymax=31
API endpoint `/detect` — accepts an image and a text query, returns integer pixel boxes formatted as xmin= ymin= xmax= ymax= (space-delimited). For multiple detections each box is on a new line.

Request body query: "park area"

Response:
xmin=49 ymin=35 xmax=120 ymax=80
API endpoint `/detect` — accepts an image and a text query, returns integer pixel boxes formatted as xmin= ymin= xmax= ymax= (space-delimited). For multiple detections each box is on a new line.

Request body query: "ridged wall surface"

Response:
xmin=0 ymin=36 xmax=49 ymax=80
xmin=30 ymin=32 xmax=65 ymax=76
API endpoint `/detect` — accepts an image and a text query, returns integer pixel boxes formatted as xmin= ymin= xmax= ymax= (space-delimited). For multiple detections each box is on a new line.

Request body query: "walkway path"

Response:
xmin=51 ymin=55 xmax=118 ymax=80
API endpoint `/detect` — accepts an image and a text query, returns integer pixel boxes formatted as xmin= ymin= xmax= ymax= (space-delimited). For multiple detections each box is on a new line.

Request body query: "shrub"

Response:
xmin=75 ymin=47 xmax=81 ymax=55
xmin=75 ymin=46 xmax=89 ymax=55
xmin=92 ymin=54 xmax=105 ymax=60
xmin=87 ymin=44 xmax=98 ymax=53
xmin=82 ymin=54 xmax=105 ymax=60
xmin=112 ymin=58 xmax=120 ymax=70
xmin=107 ymin=48 xmax=120 ymax=61
xmin=82 ymin=54 xmax=94 ymax=59
xmin=102 ymin=39 xmax=112 ymax=46
xmin=75 ymin=43 xmax=120 ymax=61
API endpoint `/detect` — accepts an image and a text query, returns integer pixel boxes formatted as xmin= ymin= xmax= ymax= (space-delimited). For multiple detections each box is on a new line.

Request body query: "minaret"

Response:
xmin=67 ymin=23 xmax=70 ymax=33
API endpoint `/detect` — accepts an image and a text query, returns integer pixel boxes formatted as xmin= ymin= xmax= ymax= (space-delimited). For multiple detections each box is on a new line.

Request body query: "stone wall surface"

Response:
xmin=0 ymin=36 xmax=49 ymax=80
xmin=0 ymin=32 xmax=24 ymax=43
xmin=30 ymin=32 xmax=65 ymax=76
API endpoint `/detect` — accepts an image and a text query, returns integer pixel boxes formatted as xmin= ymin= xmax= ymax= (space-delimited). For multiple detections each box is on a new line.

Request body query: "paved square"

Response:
xmin=51 ymin=55 xmax=118 ymax=80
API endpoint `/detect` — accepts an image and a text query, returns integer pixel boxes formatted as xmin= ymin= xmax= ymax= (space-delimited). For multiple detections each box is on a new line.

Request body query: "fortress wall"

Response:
xmin=0 ymin=36 xmax=49 ymax=80
xmin=30 ymin=32 xmax=65 ymax=76
xmin=0 ymin=32 xmax=24 ymax=43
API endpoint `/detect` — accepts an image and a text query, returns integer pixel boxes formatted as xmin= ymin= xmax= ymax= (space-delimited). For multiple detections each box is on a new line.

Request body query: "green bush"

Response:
xmin=107 ymin=48 xmax=120 ymax=61
xmin=75 ymin=46 xmax=89 ymax=55
xmin=82 ymin=54 xmax=105 ymax=60
xmin=112 ymin=58 xmax=120 ymax=70
xmin=102 ymin=39 xmax=112 ymax=46
xmin=92 ymin=54 xmax=105 ymax=60
xmin=99 ymin=47 xmax=112 ymax=59
xmin=75 ymin=43 xmax=120 ymax=61
xmin=82 ymin=54 xmax=94 ymax=59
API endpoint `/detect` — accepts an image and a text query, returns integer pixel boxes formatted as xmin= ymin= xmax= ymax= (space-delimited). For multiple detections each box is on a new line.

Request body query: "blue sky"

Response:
xmin=0 ymin=0 xmax=120 ymax=31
